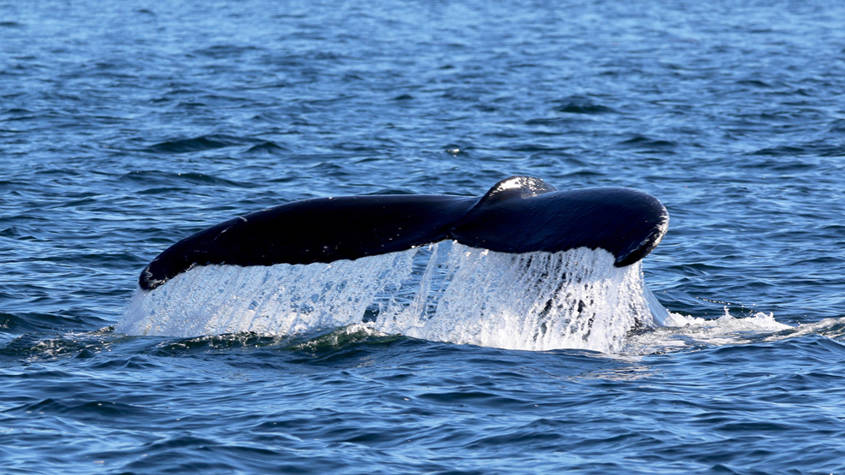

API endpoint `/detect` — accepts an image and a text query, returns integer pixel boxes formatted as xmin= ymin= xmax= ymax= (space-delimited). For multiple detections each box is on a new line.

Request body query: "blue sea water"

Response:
xmin=2 ymin=0 xmax=845 ymax=472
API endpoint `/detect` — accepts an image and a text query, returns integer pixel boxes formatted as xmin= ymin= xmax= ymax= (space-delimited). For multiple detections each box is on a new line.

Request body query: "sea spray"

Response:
xmin=119 ymin=242 xmax=667 ymax=353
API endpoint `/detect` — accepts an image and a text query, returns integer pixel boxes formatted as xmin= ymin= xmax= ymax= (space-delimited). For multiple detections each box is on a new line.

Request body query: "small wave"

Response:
xmin=119 ymin=170 xmax=249 ymax=188
xmin=2 ymin=107 xmax=33 ymax=117
xmin=37 ymin=251 xmax=142 ymax=266
xmin=137 ymin=186 xmax=190 ymax=195
xmin=193 ymin=44 xmax=262 ymax=59
xmin=0 ymin=226 xmax=21 ymax=237
xmin=8 ymin=397 xmax=154 ymax=420
xmin=245 ymin=141 xmax=287 ymax=154
xmin=827 ymin=118 xmax=845 ymax=134
xmin=553 ymin=95 xmax=616 ymax=114
xmin=764 ymin=316 xmax=845 ymax=342
xmin=507 ymin=143 xmax=562 ymax=153
xmin=524 ymin=117 xmax=580 ymax=127
xmin=617 ymin=134 xmax=677 ymax=151
xmin=624 ymin=308 xmax=795 ymax=355
xmin=737 ymin=156 xmax=818 ymax=171
xmin=145 ymin=135 xmax=244 ymax=154
xmin=750 ymin=141 xmax=845 ymax=158
xmin=735 ymin=79 xmax=775 ymax=88
xmin=0 ymin=311 xmax=88 ymax=335
xmin=749 ymin=145 xmax=806 ymax=157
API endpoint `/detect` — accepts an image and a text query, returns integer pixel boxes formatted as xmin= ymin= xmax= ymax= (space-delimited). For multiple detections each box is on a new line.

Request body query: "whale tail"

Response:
xmin=139 ymin=176 xmax=668 ymax=291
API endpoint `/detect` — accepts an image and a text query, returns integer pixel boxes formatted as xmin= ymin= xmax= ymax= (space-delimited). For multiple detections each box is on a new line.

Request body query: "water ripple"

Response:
xmin=2 ymin=0 xmax=844 ymax=472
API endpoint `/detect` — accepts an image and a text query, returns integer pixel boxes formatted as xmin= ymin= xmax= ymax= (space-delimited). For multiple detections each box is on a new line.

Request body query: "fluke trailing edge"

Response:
xmin=138 ymin=176 xmax=669 ymax=291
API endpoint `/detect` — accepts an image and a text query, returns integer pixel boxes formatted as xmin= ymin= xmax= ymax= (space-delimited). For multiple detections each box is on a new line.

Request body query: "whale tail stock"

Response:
xmin=139 ymin=176 xmax=669 ymax=291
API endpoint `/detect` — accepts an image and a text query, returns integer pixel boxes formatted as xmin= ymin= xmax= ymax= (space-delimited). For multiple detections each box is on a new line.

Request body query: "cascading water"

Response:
xmin=118 ymin=241 xmax=669 ymax=353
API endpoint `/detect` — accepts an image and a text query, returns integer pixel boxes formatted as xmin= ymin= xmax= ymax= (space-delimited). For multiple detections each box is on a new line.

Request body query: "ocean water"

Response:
xmin=2 ymin=0 xmax=845 ymax=472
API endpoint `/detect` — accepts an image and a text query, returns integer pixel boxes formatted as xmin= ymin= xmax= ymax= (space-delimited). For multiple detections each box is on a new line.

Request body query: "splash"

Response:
xmin=119 ymin=242 xmax=668 ymax=353
xmin=622 ymin=307 xmax=794 ymax=355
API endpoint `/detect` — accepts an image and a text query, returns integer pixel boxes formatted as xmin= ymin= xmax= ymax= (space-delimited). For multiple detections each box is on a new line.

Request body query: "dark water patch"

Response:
xmin=807 ymin=142 xmax=845 ymax=158
xmin=334 ymin=140 xmax=385 ymax=153
xmin=88 ymin=354 xmax=159 ymax=371
xmin=145 ymin=135 xmax=246 ymax=154
xmin=553 ymin=95 xmax=616 ymax=114
xmin=136 ymin=186 xmax=191 ymax=195
xmin=285 ymin=152 xmax=354 ymax=164
xmin=0 ymin=312 xmax=88 ymax=335
xmin=1 ymin=107 xmax=35 ymax=119
xmin=175 ymin=100 xmax=212 ymax=109
xmin=735 ymin=78 xmax=775 ymax=88
xmin=193 ymin=44 xmax=263 ymax=59
xmin=736 ymin=156 xmax=819 ymax=172
xmin=244 ymin=140 xmax=288 ymax=154
xmin=417 ymin=390 xmax=526 ymax=409
xmin=37 ymin=251 xmax=143 ymax=266
xmin=32 ymin=167 xmax=85 ymax=178
xmin=115 ymin=441 xmax=343 ymax=474
xmin=9 ymin=397 xmax=155 ymax=420
xmin=785 ymin=255 xmax=839 ymax=266
xmin=524 ymin=116 xmax=581 ymax=127
xmin=194 ymin=93 xmax=258 ymax=107
xmin=827 ymin=118 xmax=845 ymax=134
xmin=750 ymin=142 xmax=845 ymax=159
xmin=119 ymin=170 xmax=252 ymax=188
xmin=61 ymin=196 xmax=100 ymax=208
xmin=307 ymin=161 xmax=351 ymax=177
xmin=0 ymin=226 xmax=24 ymax=238
xmin=560 ymin=168 xmax=605 ymax=178
xmin=617 ymin=134 xmax=677 ymax=152
xmin=507 ymin=143 xmax=563 ymax=153
xmin=750 ymin=144 xmax=808 ymax=157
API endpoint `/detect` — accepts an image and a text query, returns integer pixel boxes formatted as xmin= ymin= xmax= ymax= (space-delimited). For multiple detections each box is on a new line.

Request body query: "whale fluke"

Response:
xmin=139 ymin=177 xmax=668 ymax=291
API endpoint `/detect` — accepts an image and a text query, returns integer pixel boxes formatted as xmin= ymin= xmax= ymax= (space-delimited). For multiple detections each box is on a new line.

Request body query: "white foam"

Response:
xmin=623 ymin=307 xmax=793 ymax=355
xmin=118 ymin=242 xmax=667 ymax=353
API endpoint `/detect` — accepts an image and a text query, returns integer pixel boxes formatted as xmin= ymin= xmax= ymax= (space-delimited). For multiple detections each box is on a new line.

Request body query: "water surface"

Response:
xmin=2 ymin=0 xmax=844 ymax=472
